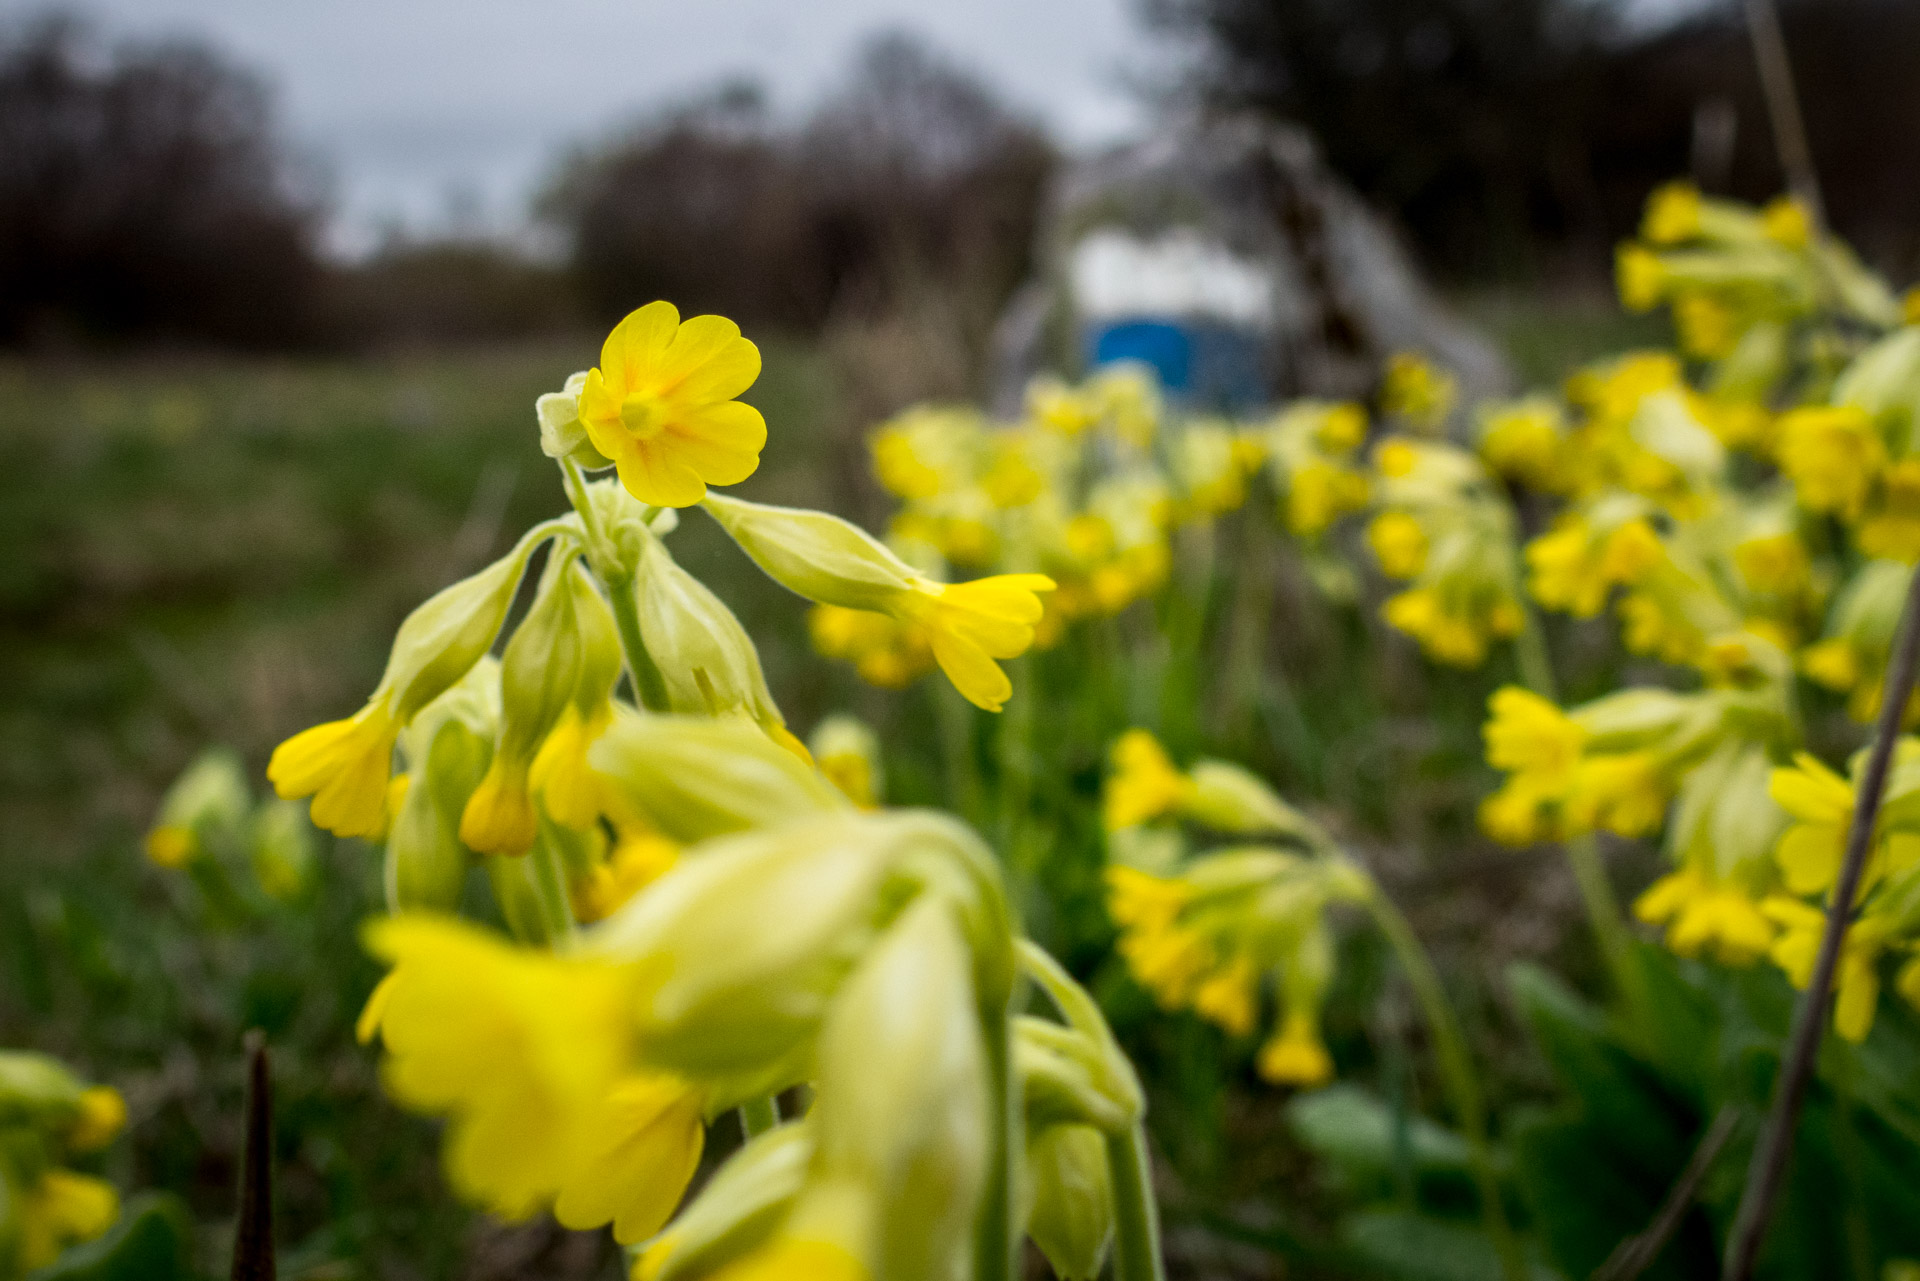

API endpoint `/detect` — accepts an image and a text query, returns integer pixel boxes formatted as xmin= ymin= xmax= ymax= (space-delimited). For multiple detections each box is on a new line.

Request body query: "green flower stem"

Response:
xmin=936 ymin=680 xmax=984 ymax=825
xmin=1363 ymin=890 xmax=1526 ymax=1281
xmin=974 ymin=998 xmax=1018 ymax=1281
xmin=1514 ymin=598 xmax=1643 ymax=1021
xmin=559 ymin=459 xmax=670 ymax=712
xmin=736 ymin=1094 xmax=779 ymax=1139
xmin=1106 ymin=1122 xmax=1167 ymax=1281
xmin=528 ymin=839 xmax=577 ymax=947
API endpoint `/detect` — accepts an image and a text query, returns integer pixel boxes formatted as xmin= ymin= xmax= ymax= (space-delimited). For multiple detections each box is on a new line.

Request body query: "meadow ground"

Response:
xmin=0 ymin=294 xmax=1668 ymax=1279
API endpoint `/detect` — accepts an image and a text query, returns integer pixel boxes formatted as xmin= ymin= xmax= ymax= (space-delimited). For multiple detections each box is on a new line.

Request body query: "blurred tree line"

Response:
xmin=3 ymin=3 xmax=1916 ymax=353
xmin=1148 ymin=0 xmax=1920 ymax=279
xmin=0 ymin=18 xmax=1052 ymax=359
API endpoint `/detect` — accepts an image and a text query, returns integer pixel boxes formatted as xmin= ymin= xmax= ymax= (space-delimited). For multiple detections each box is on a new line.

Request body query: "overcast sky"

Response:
xmin=47 ymin=0 xmax=1708 ymax=257
xmin=54 ymin=0 xmax=1173 ymax=255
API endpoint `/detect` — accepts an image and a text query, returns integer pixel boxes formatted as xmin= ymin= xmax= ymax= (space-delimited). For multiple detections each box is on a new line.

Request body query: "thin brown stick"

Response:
xmin=232 ymin=1031 xmax=276 ymax=1281
xmin=1741 ymin=0 xmax=1824 ymax=226
xmin=1592 ymin=1105 xmax=1739 ymax=1281
xmin=1723 ymin=564 xmax=1920 ymax=1280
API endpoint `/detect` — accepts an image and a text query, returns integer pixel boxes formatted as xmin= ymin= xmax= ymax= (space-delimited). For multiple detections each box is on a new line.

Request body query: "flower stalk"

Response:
xmin=1723 ymin=562 xmax=1920 ymax=1280
xmin=1362 ymin=887 xmax=1526 ymax=1281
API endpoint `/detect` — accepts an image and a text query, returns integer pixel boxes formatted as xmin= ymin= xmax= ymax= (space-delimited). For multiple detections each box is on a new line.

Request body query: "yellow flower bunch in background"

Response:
xmin=1365 ymin=434 xmax=1526 ymax=666
xmin=0 ymin=1052 xmax=128 ymax=1276
xmin=1101 ymin=730 xmax=1373 ymax=1087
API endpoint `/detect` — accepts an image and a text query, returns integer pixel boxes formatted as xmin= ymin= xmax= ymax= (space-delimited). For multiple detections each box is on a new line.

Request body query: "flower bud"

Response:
xmin=1184 ymin=760 xmax=1319 ymax=840
xmin=801 ymin=896 xmax=989 ymax=1281
xmin=702 ymin=492 xmax=919 ymax=613
xmin=537 ymin=371 xmax=615 ymax=470
xmin=462 ymin=557 xmax=621 ymax=855
xmin=145 ymin=747 xmax=251 ymax=867
xmin=810 ymin=715 xmax=883 ymax=808
xmin=387 ymin=713 xmax=492 ymax=912
xmin=587 ymin=811 xmax=897 ymax=1080
xmin=1024 ymin=1124 xmax=1114 ymax=1281
xmin=631 ymin=526 xmax=793 ymax=743
xmin=270 ymin=525 xmax=555 ymax=838
xmin=249 ymin=798 xmax=316 ymax=902
xmin=589 ymin=708 xmax=843 ymax=844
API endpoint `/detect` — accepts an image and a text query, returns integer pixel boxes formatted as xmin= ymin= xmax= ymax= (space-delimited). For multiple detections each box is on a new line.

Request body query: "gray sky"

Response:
xmin=59 ymin=0 xmax=1169 ymax=255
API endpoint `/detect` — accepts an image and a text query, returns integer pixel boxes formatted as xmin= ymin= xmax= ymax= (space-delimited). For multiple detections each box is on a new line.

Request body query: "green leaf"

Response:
xmin=1341 ymin=1209 xmax=1558 ymax=1281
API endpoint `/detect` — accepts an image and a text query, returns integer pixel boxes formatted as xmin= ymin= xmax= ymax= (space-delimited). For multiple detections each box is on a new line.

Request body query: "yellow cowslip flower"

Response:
xmin=1192 ymin=955 xmax=1259 ymax=1038
xmin=1906 ymin=287 xmax=1920 ymax=327
xmin=1760 ymin=196 xmax=1812 ymax=249
xmin=1673 ymin=292 xmax=1741 ymax=360
xmin=1769 ymin=752 xmax=1856 ymax=895
xmin=1859 ymin=458 xmax=1920 ymax=562
xmin=1769 ymin=750 xmax=1920 ymax=897
xmin=1777 ymin=405 xmax=1885 ymax=521
xmin=1382 ymin=588 xmax=1517 ymax=668
xmin=1380 ymin=352 xmax=1457 ymax=434
xmin=1027 ymin=375 xmax=1100 ymax=436
xmin=808 ymin=604 xmax=934 ymax=690
xmin=869 ymin=406 xmax=980 ymax=501
xmin=1733 ymin=531 xmax=1812 ymax=599
xmin=359 ymin=914 xmax=705 ymax=1243
xmin=1479 ymin=686 xmax=1649 ymax=845
xmin=1642 ymin=181 xmax=1703 ymax=244
xmin=20 ymin=1169 xmax=120 ymax=1270
xmin=1366 ymin=511 xmax=1427 ymax=580
xmin=1103 ymin=729 xmax=1192 ymax=830
xmin=1633 ymin=869 xmax=1775 ymax=965
xmin=576 ymin=302 xmax=766 ymax=508
xmin=1314 ymin=402 xmax=1368 ymax=453
xmin=1256 ymin=1010 xmax=1333 ymax=1089
xmin=69 ymin=1086 xmax=128 ymax=1151
xmin=1565 ymin=751 xmax=1669 ymax=839
xmin=1483 ymin=687 xmax=1584 ymax=789
xmin=1762 ymin=897 xmax=1885 ymax=1042
xmin=1285 ymin=459 xmax=1369 ymax=537
xmin=571 ymin=826 xmax=679 ymax=923
xmin=1802 ymin=636 xmax=1861 ymax=696
xmin=1116 ymin=915 xmax=1212 ymax=1009
xmin=809 ymin=716 xmax=882 ymax=809
xmin=703 ymin=494 xmax=1053 ymax=711
xmin=1477 ymin=398 xmax=1569 ymax=493
xmin=894 ymin=575 xmax=1055 ymax=712
xmin=1526 ymin=517 xmax=1662 ymax=618
xmin=1616 ymin=244 xmax=1667 ymax=312
xmin=1104 ymin=864 xmax=1188 ymax=935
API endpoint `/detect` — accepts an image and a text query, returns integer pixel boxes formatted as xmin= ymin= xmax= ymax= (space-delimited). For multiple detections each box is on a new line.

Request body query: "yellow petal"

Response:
xmin=929 ymin=631 xmax=1012 ymax=712
xmin=617 ymin=437 xmax=711 ymax=508
xmin=1775 ymin=823 xmax=1844 ymax=896
xmin=660 ymin=321 xmax=759 ymax=402
xmin=603 ymin=302 xmax=680 ymax=385
xmin=1767 ymin=753 xmax=1854 ymax=823
xmin=552 ymin=1076 xmax=706 ymax=1243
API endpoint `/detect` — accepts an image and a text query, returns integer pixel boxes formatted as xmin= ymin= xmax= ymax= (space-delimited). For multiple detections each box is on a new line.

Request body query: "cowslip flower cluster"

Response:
xmin=1364 ymin=434 xmax=1526 ymax=666
xmin=1101 ymin=730 xmax=1370 ymax=1087
xmin=246 ymin=301 xmax=1161 ymax=1281
xmin=849 ymin=365 xmax=1331 ymax=683
xmin=0 ymin=1052 xmax=127 ymax=1277
xmin=145 ymin=746 xmax=317 ymax=903
xmin=267 ymin=303 xmax=1059 ymax=906
xmin=1752 ymin=745 xmax=1920 ymax=1042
